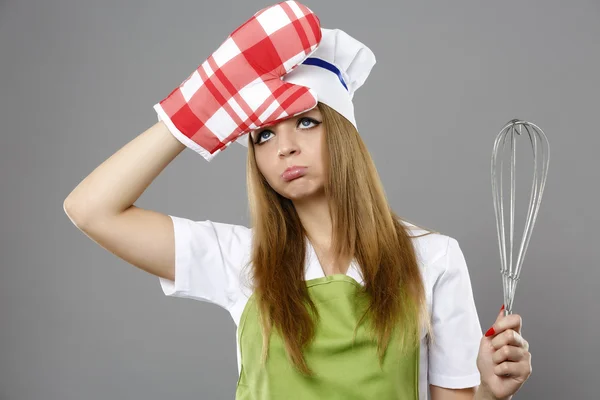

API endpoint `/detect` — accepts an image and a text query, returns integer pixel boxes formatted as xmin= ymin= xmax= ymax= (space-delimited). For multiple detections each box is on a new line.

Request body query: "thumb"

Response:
xmin=264 ymin=81 xmax=318 ymax=123
xmin=484 ymin=304 xmax=505 ymax=337
xmin=496 ymin=303 xmax=506 ymax=321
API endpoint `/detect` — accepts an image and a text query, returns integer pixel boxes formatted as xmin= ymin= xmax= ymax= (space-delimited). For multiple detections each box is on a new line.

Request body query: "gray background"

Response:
xmin=1 ymin=0 xmax=598 ymax=399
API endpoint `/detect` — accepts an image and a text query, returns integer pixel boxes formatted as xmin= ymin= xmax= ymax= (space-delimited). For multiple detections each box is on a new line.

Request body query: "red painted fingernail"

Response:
xmin=501 ymin=304 xmax=505 ymax=311
xmin=485 ymin=326 xmax=496 ymax=337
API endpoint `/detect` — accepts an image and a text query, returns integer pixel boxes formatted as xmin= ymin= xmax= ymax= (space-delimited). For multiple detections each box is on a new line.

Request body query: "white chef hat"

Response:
xmin=236 ymin=27 xmax=376 ymax=147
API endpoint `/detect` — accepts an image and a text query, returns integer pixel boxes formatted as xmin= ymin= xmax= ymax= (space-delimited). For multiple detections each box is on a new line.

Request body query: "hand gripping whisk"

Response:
xmin=491 ymin=119 xmax=550 ymax=317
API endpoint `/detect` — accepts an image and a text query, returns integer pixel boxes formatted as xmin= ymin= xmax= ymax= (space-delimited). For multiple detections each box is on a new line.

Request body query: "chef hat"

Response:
xmin=236 ymin=27 xmax=376 ymax=147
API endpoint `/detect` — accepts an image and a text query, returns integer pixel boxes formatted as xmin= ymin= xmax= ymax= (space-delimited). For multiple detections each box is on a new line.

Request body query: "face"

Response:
xmin=250 ymin=107 xmax=326 ymax=202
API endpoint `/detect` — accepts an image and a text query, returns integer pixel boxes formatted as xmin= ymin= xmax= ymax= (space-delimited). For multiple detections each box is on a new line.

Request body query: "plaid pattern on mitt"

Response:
xmin=154 ymin=1 xmax=322 ymax=161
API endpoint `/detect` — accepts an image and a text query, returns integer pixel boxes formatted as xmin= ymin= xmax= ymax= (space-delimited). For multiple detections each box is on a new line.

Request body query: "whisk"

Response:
xmin=491 ymin=119 xmax=550 ymax=317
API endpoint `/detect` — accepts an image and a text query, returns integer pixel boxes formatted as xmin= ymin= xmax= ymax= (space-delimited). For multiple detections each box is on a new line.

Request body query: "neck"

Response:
xmin=292 ymin=195 xmax=332 ymax=250
xmin=293 ymin=195 xmax=354 ymax=276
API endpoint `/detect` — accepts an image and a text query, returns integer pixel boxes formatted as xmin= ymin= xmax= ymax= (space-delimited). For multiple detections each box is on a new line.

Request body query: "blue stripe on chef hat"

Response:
xmin=301 ymin=57 xmax=349 ymax=91
xmin=281 ymin=28 xmax=376 ymax=129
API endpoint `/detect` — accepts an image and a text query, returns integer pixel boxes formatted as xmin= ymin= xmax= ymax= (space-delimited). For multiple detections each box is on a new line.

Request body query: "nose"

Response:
xmin=278 ymin=145 xmax=298 ymax=158
xmin=276 ymin=125 xmax=300 ymax=158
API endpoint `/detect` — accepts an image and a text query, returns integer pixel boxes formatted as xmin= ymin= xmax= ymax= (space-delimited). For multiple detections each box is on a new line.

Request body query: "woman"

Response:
xmin=63 ymin=2 xmax=531 ymax=399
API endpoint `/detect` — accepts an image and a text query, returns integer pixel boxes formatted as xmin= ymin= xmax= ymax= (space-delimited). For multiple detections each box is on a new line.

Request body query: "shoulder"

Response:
xmin=170 ymin=216 xmax=253 ymax=252
xmin=401 ymin=219 xmax=454 ymax=268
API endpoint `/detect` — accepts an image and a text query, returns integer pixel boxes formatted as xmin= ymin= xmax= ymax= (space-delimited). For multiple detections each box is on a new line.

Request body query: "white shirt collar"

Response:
xmin=304 ymin=238 xmax=364 ymax=285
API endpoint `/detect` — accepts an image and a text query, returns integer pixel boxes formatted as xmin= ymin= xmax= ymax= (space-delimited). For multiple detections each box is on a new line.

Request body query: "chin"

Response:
xmin=275 ymin=180 xmax=325 ymax=201
xmin=282 ymin=191 xmax=317 ymax=201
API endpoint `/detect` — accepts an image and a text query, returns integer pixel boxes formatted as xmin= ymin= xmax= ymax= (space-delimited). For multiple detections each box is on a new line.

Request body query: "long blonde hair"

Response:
xmin=245 ymin=102 xmax=437 ymax=375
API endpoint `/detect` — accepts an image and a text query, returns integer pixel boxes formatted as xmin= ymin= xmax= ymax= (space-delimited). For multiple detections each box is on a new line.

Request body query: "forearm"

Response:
xmin=64 ymin=121 xmax=185 ymax=223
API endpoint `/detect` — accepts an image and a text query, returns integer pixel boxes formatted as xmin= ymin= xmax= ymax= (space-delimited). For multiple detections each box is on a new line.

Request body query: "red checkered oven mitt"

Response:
xmin=154 ymin=1 xmax=322 ymax=161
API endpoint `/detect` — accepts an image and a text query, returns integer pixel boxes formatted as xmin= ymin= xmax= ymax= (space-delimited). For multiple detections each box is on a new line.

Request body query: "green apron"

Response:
xmin=235 ymin=274 xmax=420 ymax=399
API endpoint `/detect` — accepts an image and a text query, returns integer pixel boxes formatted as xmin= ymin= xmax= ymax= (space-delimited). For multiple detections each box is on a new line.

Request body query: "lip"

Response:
xmin=281 ymin=166 xmax=307 ymax=182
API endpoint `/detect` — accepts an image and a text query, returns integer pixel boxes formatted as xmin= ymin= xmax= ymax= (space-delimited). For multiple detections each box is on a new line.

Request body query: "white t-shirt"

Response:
xmin=159 ymin=216 xmax=483 ymax=400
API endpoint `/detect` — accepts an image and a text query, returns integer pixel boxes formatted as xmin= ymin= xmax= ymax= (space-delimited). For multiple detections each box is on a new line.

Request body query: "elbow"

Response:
xmin=63 ymin=197 xmax=91 ymax=229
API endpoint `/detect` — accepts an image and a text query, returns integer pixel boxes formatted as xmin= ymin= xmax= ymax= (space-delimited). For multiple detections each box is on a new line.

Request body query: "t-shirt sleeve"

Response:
xmin=428 ymin=237 xmax=483 ymax=389
xmin=158 ymin=215 xmax=252 ymax=312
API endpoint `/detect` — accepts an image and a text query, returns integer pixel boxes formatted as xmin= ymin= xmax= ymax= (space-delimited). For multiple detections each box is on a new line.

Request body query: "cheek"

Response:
xmin=312 ymin=143 xmax=327 ymax=171
xmin=255 ymin=155 xmax=278 ymax=185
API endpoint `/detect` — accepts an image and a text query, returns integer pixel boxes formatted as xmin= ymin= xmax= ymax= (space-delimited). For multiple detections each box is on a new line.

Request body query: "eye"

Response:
xmin=298 ymin=117 xmax=319 ymax=129
xmin=254 ymin=130 xmax=274 ymax=145
xmin=254 ymin=117 xmax=321 ymax=145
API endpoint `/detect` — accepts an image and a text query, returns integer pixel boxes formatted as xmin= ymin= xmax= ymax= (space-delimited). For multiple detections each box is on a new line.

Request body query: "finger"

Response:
xmin=492 ymin=345 xmax=527 ymax=364
xmin=494 ymin=360 xmax=532 ymax=379
xmin=491 ymin=329 xmax=527 ymax=350
xmin=493 ymin=304 xmax=505 ymax=324
xmin=485 ymin=313 xmax=522 ymax=337
xmin=485 ymin=305 xmax=506 ymax=337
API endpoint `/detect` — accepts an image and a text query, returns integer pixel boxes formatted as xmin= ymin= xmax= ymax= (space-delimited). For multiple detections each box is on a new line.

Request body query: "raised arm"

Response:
xmin=63 ymin=121 xmax=185 ymax=281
